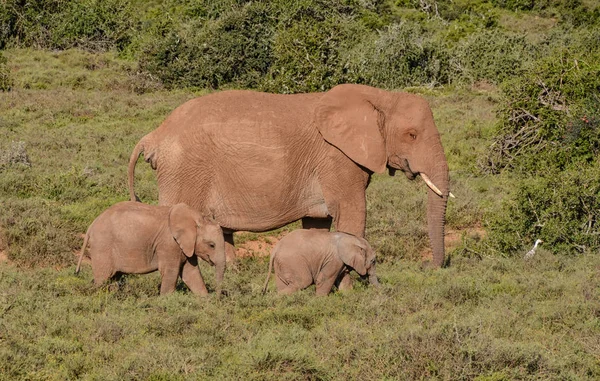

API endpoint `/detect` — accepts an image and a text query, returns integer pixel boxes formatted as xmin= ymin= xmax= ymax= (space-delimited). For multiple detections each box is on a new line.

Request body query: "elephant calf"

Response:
xmin=262 ymin=229 xmax=377 ymax=296
xmin=76 ymin=201 xmax=226 ymax=296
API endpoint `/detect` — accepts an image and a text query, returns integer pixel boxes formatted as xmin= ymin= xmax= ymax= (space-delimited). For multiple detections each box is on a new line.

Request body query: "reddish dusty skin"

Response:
xmin=129 ymin=84 xmax=449 ymax=270
xmin=76 ymin=202 xmax=226 ymax=296
xmin=262 ymin=230 xmax=377 ymax=296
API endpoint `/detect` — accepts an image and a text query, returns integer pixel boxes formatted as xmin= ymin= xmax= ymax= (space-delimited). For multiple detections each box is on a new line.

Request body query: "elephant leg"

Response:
xmin=224 ymin=233 xmax=236 ymax=263
xmin=91 ymin=255 xmax=116 ymax=286
xmin=159 ymin=265 xmax=180 ymax=295
xmin=315 ymin=275 xmax=337 ymax=296
xmin=333 ymin=200 xmax=367 ymax=238
xmin=275 ymin=274 xmax=299 ymax=295
xmin=333 ymin=192 xmax=370 ymax=290
xmin=302 ymin=217 xmax=332 ymax=230
xmin=180 ymin=260 xmax=209 ymax=296
xmin=334 ymin=268 xmax=353 ymax=291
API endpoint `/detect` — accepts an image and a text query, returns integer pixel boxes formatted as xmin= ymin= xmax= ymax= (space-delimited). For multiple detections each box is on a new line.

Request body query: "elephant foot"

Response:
xmin=336 ymin=272 xmax=353 ymax=291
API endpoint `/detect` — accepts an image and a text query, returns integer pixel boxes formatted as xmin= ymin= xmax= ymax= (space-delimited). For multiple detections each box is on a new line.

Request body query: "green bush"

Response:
xmin=50 ymin=0 xmax=135 ymax=51
xmin=138 ymin=0 xmax=386 ymax=92
xmin=0 ymin=0 xmax=62 ymax=48
xmin=263 ymin=14 xmax=365 ymax=93
xmin=344 ymin=21 xmax=449 ymax=88
xmin=486 ymin=162 xmax=600 ymax=255
xmin=482 ymin=29 xmax=600 ymax=174
xmin=449 ymin=30 xmax=533 ymax=85
xmin=0 ymin=0 xmax=136 ymax=50
xmin=139 ymin=2 xmax=275 ymax=90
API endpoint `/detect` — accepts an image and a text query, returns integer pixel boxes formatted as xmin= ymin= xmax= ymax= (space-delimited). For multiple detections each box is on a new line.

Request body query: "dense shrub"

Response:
xmin=344 ymin=21 xmax=449 ymax=88
xmin=0 ymin=0 xmax=63 ymax=48
xmin=139 ymin=2 xmax=275 ymax=89
xmin=482 ymin=30 xmax=600 ymax=174
xmin=49 ymin=0 xmax=135 ymax=51
xmin=0 ymin=0 xmax=135 ymax=50
xmin=263 ymin=14 xmax=365 ymax=92
xmin=486 ymin=163 xmax=600 ymax=255
xmin=449 ymin=30 xmax=533 ymax=85
xmin=138 ymin=0 xmax=386 ymax=92
xmin=480 ymin=27 xmax=600 ymax=256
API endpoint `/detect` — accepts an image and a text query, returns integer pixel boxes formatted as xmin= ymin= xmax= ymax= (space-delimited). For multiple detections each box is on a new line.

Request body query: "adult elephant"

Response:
xmin=128 ymin=84 xmax=451 ymax=277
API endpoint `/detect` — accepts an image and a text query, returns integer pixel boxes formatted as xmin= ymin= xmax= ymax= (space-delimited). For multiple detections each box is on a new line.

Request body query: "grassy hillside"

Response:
xmin=1 ymin=1 xmax=600 ymax=378
xmin=1 ymin=48 xmax=598 ymax=380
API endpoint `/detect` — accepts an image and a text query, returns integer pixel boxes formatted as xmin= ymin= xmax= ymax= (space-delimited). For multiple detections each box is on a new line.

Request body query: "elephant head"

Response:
xmin=316 ymin=84 xmax=450 ymax=267
xmin=169 ymin=203 xmax=226 ymax=295
xmin=336 ymin=233 xmax=378 ymax=283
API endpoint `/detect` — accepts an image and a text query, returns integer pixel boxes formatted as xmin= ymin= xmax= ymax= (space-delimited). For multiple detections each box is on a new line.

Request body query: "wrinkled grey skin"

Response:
xmin=76 ymin=202 xmax=226 ymax=296
xmin=262 ymin=230 xmax=378 ymax=296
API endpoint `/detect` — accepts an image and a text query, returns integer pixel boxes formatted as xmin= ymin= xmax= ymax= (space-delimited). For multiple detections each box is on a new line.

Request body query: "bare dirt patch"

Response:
xmin=235 ymin=235 xmax=282 ymax=258
xmin=0 ymin=228 xmax=9 ymax=264
xmin=0 ymin=250 xmax=8 ymax=263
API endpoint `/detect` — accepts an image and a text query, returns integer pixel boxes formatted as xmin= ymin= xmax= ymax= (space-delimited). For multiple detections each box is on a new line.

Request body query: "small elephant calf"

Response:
xmin=76 ymin=201 xmax=226 ymax=296
xmin=262 ymin=229 xmax=377 ymax=296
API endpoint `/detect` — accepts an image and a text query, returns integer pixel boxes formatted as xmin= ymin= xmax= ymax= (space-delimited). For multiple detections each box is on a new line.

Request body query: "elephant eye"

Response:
xmin=410 ymin=133 xmax=417 ymax=140
xmin=208 ymin=242 xmax=215 ymax=248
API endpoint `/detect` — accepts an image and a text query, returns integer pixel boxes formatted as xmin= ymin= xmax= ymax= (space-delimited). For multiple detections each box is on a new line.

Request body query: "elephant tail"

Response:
xmin=262 ymin=249 xmax=277 ymax=295
xmin=75 ymin=228 xmax=91 ymax=274
xmin=128 ymin=138 xmax=145 ymax=202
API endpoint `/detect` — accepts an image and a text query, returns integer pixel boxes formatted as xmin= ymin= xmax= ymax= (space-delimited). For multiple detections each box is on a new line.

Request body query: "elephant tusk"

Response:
xmin=449 ymin=192 xmax=456 ymax=198
xmin=420 ymin=173 xmax=443 ymax=197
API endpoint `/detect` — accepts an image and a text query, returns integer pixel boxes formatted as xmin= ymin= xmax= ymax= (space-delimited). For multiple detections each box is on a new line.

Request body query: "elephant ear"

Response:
xmin=336 ymin=233 xmax=368 ymax=276
xmin=315 ymin=84 xmax=388 ymax=173
xmin=168 ymin=203 xmax=197 ymax=258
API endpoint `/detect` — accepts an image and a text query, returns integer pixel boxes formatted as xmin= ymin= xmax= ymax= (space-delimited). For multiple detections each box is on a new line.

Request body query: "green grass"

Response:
xmin=1 ymin=49 xmax=599 ymax=379
xmin=1 ymin=253 xmax=599 ymax=379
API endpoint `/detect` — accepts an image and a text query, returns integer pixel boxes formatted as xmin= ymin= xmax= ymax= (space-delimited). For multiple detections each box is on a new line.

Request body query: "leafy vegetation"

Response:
xmin=1 ymin=1 xmax=600 ymax=378
xmin=1 ymin=252 xmax=599 ymax=379
xmin=2 ymin=0 xmax=598 ymax=93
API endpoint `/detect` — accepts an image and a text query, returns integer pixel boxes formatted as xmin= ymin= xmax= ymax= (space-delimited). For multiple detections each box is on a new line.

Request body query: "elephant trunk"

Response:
xmin=214 ymin=259 xmax=225 ymax=297
xmin=211 ymin=238 xmax=226 ymax=297
xmin=425 ymin=153 xmax=449 ymax=267
xmin=215 ymin=261 xmax=225 ymax=297
xmin=367 ymin=263 xmax=380 ymax=288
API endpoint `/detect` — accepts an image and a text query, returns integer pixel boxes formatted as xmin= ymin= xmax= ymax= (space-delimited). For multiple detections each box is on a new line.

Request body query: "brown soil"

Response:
xmin=0 ymin=250 xmax=8 ymax=263
xmin=235 ymin=235 xmax=282 ymax=258
xmin=0 ymin=228 xmax=9 ymax=264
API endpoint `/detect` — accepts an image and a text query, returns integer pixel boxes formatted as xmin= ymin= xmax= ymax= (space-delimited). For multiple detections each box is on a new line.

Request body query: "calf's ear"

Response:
xmin=168 ymin=203 xmax=197 ymax=258
xmin=336 ymin=234 xmax=368 ymax=276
